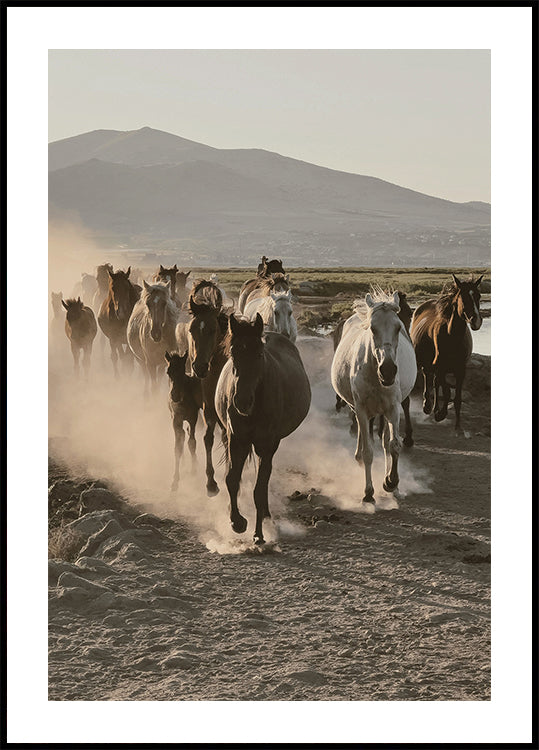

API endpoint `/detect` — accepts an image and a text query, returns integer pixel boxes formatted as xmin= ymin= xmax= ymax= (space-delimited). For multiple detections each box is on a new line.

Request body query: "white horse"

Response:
xmin=331 ymin=290 xmax=417 ymax=504
xmin=127 ymin=280 xmax=179 ymax=395
xmin=243 ymin=289 xmax=297 ymax=342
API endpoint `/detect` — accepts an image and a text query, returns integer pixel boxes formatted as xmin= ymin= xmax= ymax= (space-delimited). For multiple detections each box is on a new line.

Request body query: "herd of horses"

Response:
xmin=50 ymin=257 xmax=484 ymax=544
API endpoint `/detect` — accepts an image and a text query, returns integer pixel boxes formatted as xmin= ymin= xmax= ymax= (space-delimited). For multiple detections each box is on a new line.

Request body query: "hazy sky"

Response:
xmin=49 ymin=49 xmax=490 ymax=203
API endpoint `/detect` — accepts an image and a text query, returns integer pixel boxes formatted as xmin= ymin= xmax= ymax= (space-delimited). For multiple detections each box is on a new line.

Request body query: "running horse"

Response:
xmin=127 ymin=280 xmax=179 ymax=395
xmin=410 ymin=274 xmax=483 ymax=435
xmin=97 ymin=267 xmax=140 ymax=377
xmin=215 ymin=314 xmax=311 ymax=544
xmin=62 ymin=297 xmax=98 ymax=378
xmin=331 ymin=290 xmax=417 ymax=504
xmin=237 ymin=257 xmax=287 ymax=314
xmin=333 ymin=290 xmax=415 ymax=447
xmin=153 ymin=264 xmax=191 ymax=308
xmin=176 ymin=279 xmax=229 ymax=496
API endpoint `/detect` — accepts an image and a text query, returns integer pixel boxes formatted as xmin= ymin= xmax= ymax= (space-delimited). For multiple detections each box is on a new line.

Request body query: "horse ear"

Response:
xmin=173 ymin=264 xmax=178 ymax=271
xmin=189 ymin=297 xmax=204 ymax=316
xmin=159 ymin=265 xmax=164 ymax=272
xmin=229 ymin=314 xmax=240 ymax=335
xmin=164 ymin=351 xmax=171 ymax=363
xmin=452 ymin=274 xmax=462 ymax=288
xmin=285 ymin=273 xmax=290 ymax=282
xmin=61 ymin=300 xmax=68 ymax=310
xmin=186 ymin=271 xmax=191 ymax=278
xmin=365 ymin=293 xmax=375 ymax=308
xmin=253 ymin=313 xmax=264 ymax=337
xmin=108 ymin=268 xmax=114 ymax=279
xmin=143 ymin=280 xmax=151 ymax=292
xmin=77 ymin=296 xmax=82 ymax=304
xmin=474 ymin=275 xmax=484 ymax=287
xmin=126 ymin=266 xmax=131 ymax=278
xmin=392 ymin=291 xmax=400 ymax=308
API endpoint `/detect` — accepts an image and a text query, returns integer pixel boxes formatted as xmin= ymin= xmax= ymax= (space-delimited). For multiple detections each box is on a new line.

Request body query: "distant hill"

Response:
xmin=48 ymin=127 xmax=490 ymax=267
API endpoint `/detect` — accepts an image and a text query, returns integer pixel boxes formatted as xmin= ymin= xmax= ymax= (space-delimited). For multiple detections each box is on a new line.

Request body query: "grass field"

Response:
xmin=178 ymin=266 xmax=490 ymax=299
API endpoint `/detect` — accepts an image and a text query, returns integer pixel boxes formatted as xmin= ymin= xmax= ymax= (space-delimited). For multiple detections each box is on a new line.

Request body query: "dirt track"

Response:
xmin=48 ymin=336 xmax=490 ymax=701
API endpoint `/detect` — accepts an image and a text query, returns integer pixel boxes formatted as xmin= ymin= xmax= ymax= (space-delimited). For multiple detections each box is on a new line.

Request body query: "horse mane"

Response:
xmin=189 ymin=279 xmax=223 ymax=312
xmin=352 ymin=288 xmax=400 ymax=329
xmin=63 ymin=297 xmax=84 ymax=307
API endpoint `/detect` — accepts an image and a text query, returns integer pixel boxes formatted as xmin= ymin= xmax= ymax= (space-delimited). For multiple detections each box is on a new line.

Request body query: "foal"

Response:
xmin=165 ymin=351 xmax=203 ymax=493
xmin=62 ymin=297 xmax=98 ymax=377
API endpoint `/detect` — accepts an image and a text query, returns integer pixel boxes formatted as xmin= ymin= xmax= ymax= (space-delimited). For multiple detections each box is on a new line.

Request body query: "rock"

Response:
xmin=67 ymin=510 xmax=133 ymax=537
xmin=102 ymin=613 xmax=126 ymax=627
xmin=55 ymin=586 xmax=94 ymax=608
xmin=160 ymin=652 xmax=196 ymax=670
xmin=133 ymin=513 xmax=166 ymax=528
xmin=287 ymin=490 xmax=309 ymax=502
xmin=49 ymin=479 xmax=86 ymax=503
xmin=286 ymin=669 xmax=328 ymax=686
xmin=48 ymin=559 xmax=80 ymax=586
xmin=79 ymin=488 xmax=123 ymax=514
xmin=75 ymin=556 xmax=117 ymax=576
xmin=57 ymin=572 xmax=111 ymax=596
xmin=77 ymin=519 xmax=127 ymax=558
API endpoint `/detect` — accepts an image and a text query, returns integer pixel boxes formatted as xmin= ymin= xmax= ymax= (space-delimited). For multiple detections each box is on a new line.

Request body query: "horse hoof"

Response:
xmin=434 ymin=410 xmax=447 ymax=422
xmin=362 ymin=495 xmax=375 ymax=504
xmin=383 ymin=477 xmax=398 ymax=492
xmin=423 ymin=402 xmax=432 ymax=415
xmin=403 ymin=436 xmax=414 ymax=448
xmin=231 ymin=515 xmax=248 ymax=534
xmin=206 ymin=483 xmax=220 ymax=497
xmin=253 ymin=535 xmax=265 ymax=546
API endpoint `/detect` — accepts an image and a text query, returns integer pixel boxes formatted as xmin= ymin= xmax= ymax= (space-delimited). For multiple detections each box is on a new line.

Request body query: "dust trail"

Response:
xmin=49 ymin=283 xmax=431 ymax=553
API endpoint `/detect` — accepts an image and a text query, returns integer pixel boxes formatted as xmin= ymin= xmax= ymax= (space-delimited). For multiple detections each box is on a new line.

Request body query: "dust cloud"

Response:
xmin=49 ymin=246 xmax=432 ymax=553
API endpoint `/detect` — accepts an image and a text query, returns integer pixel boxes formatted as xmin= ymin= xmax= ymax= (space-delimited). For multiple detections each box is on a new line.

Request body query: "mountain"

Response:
xmin=48 ymin=127 xmax=490 ymax=267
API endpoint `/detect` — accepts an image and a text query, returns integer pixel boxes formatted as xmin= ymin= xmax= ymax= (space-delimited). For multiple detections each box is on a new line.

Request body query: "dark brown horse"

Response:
xmin=215 ymin=314 xmax=311 ymax=544
xmin=165 ymin=351 xmax=203 ymax=493
xmin=333 ymin=291 xmax=415 ymax=447
xmin=411 ymin=274 xmax=483 ymax=434
xmin=97 ymin=267 xmax=141 ymax=377
xmin=177 ymin=279 xmax=229 ymax=496
xmin=238 ymin=258 xmax=288 ymax=313
xmin=62 ymin=297 xmax=98 ymax=377
xmin=154 ymin=265 xmax=191 ymax=308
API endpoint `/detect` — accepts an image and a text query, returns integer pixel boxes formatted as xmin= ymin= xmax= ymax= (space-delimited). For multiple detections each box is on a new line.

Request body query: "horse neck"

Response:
xmin=445 ymin=301 xmax=468 ymax=337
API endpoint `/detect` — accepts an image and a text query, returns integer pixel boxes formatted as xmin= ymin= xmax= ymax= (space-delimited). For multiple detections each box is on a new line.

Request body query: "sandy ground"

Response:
xmin=48 ymin=334 xmax=490 ymax=701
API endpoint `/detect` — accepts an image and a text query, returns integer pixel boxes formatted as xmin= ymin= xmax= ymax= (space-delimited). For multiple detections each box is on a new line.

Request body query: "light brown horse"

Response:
xmin=176 ymin=279 xmax=229 ymax=496
xmin=237 ymin=257 xmax=288 ymax=314
xmin=215 ymin=314 xmax=311 ymax=544
xmin=97 ymin=267 xmax=140 ymax=377
xmin=411 ymin=274 xmax=483 ymax=434
xmin=127 ymin=281 xmax=179 ymax=395
xmin=165 ymin=351 xmax=203 ymax=493
xmin=153 ymin=265 xmax=191 ymax=309
xmin=62 ymin=297 xmax=98 ymax=377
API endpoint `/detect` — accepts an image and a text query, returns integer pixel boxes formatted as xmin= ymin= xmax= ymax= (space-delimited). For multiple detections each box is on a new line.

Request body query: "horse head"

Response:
xmin=270 ymin=289 xmax=294 ymax=339
xmin=451 ymin=274 xmax=483 ymax=331
xmin=165 ymin=350 xmax=189 ymax=402
xmin=108 ymin=267 xmax=133 ymax=321
xmin=143 ymin=280 xmax=172 ymax=342
xmin=176 ymin=270 xmax=191 ymax=290
xmin=188 ymin=295 xmax=225 ymax=379
xmin=96 ymin=263 xmax=113 ymax=292
xmin=62 ymin=296 xmax=84 ymax=323
xmin=228 ymin=313 xmax=265 ymax=417
xmin=366 ymin=291 xmax=403 ymax=387
xmin=51 ymin=291 xmax=63 ymax=315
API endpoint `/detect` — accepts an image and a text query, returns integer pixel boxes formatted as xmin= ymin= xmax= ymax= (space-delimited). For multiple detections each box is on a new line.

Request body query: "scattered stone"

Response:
xmin=48 ymin=559 xmax=80 ymax=586
xmin=75 ymin=556 xmax=117 ymax=576
xmin=133 ymin=513 xmax=166 ymax=528
xmin=79 ymin=488 xmax=123 ymax=514
xmin=286 ymin=669 xmax=328 ymax=686
xmin=287 ymin=490 xmax=309 ymax=502
xmin=102 ymin=613 xmax=125 ymax=627
xmin=57 ymin=572 xmax=111 ymax=597
xmin=77 ymin=519 xmax=127 ymax=558
xmin=160 ymin=652 xmax=196 ymax=670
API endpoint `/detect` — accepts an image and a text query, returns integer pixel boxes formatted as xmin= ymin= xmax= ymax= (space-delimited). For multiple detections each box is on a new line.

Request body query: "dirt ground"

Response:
xmin=48 ymin=335 xmax=490 ymax=701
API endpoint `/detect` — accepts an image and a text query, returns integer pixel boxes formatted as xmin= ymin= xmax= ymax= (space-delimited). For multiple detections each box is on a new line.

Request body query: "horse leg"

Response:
xmin=187 ymin=415 xmax=198 ymax=472
xmin=402 ymin=395 xmax=414 ymax=447
xmin=225 ymin=434 xmax=250 ymax=534
xmin=203 ymin=411 xmax=220 ymax=496
xmin=454 ymin=368 xmax=466 ymax=435
xmin=253 ymin=446 xmax=278 ymax=545
xmin=434 ymin=372 xmax=449 ymax=422
xmin=110 ymin=341 xmax=119 ymax=379
xmin=422 ymin=369 xmax=434 ymax=414
xmin=355 ymin=412 xmax=374 ymax=503
xmin=382 ymin=405 xmax=402 ymax=492
xmin=71 ymin=342 xmax=80 ymax=377
xmin=378 ymin=415 xmax=384 ymax=441
xmin=170 ymin=415 xmax=185 ymax=494
xmin=82 ymin=344 xmax=92 ymax=380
